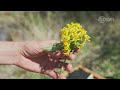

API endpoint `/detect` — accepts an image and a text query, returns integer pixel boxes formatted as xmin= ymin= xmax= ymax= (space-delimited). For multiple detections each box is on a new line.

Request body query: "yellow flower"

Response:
xmin=61 ymin=22 xmax=90 ymax=56
xmin=64 ymin=51 xmax=70 ymax=56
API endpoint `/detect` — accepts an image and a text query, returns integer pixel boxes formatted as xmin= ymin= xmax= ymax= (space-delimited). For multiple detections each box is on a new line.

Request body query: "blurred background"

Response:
xmin=0 ymin=11 xmax=120 ymax=79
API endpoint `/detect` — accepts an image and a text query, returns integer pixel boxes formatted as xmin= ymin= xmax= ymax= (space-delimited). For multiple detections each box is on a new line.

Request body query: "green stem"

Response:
xmin=59 ymin=59 xmax=66 ymax=79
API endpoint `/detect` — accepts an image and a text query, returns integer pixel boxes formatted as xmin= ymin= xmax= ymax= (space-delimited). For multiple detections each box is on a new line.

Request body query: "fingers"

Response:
xmin=45 ymin=70 xmax=66 ymax=79
xmin=74 ymin=48 xmax=79 ymax=53
xmin=66 ymin=52 xmax=76 ymax=60
xmin=64 ymin=63 xmax=73 ymax=73
xmin=57 ymin=61 xmax=73 ymax=73
xmin=49 ymin=51 xmax=76 ymax=60
xmin=49 ymin=50 xmax=66 ymax=59
xmin=39 ymin=40 xmax=79 ymax=61
xmin=55 ymin=50 xmax=77 ymax=60
xmin=65 ymin=48 xmax=80 ymax=60
xmin=42 ymin=60 xmax=73 ymax=79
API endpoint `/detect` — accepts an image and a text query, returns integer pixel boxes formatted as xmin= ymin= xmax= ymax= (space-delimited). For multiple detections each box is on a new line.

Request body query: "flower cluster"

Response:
xmin=61 ymin=22 xmax=90 ymax=56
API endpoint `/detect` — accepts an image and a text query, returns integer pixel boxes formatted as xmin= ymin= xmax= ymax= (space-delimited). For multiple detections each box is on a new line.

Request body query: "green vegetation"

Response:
xmin=0 ymin=11 xmax=120 ymax=79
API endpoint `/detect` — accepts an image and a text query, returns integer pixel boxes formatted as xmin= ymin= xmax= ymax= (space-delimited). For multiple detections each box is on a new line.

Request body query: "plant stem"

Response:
xmin=59 ymin=59 xmax=66 ymax=79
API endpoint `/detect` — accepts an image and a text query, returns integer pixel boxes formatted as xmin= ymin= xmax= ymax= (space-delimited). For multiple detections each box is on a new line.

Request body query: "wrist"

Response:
xmin=0 ymin=41 xmax=25 ymax=65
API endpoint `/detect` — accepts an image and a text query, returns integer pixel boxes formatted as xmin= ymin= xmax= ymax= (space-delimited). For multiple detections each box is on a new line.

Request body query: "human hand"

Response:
xmin=15 ymin=40 xmax=78 ymax=79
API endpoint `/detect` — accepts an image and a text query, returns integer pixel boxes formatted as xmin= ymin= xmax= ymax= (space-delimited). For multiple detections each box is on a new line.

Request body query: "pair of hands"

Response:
xmin=15 ymin=40 xmax=79 ymax=79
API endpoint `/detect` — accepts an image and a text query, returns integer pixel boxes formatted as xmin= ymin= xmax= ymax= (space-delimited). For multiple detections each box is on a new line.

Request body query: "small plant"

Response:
xmin=44 ymin=22 xmax=90 ymax=78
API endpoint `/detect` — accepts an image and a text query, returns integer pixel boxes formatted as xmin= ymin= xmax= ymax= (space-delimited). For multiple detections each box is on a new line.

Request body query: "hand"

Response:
xmin=15 ymin=40 xmax=78 ymax=79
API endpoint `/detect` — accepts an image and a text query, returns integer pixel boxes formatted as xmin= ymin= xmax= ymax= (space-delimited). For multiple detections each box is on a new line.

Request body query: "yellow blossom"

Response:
xmin=61 ymin=22 xmax=90 ymax=56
